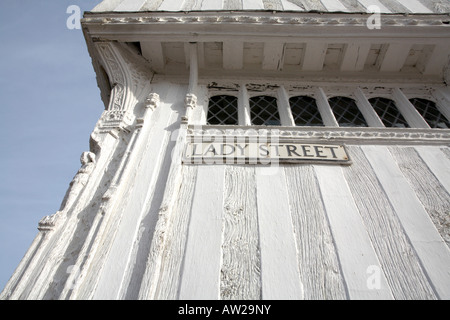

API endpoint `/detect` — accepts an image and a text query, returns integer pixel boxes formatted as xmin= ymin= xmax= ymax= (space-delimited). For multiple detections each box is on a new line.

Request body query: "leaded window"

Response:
xmin=369 ymin=97 xmax=409 ymax=128
xmin=207 ymin=95 xmax=238 ymax=125
xmin=328 ymin=96 xmax=368 ymax=127
xmin=250 ymin=96 xmax=281 ymax=126
xmin=409 ymin=98 xmax=450 ymax=129
xmin=289 ymin=96 xmax=324 ymax=126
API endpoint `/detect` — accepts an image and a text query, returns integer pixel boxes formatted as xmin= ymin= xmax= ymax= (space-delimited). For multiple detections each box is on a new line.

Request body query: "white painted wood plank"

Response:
xmin=158 ymin=0 xmax=185 ymax=10
xmin=379 ymin=43 xmax=412 ymax=72
xmin=243 ymin=0 xmax=265 ymax=9
xmin=141 ymin=42 xmax=165 ymax=73
xmin=362 ymin=146 xmax=450 ymax=299
xmin=396 ymin=0 xmax=433 ymax=13
xmin=284 ymin=165 xmax=347 ymax=299
xmin=302 ymin=43 xmax=327 ymax=71
xmin=358 ymin=0 xmax=391 ymax=13
xmin=415 ymin=146 xmax=450 ymax=194
xmin=344 ymin=146 xmax=436 ymax=299
xmin=221 ymin=166 xmax=261 ymax=299
xmin=262 ymin=42 xmax=285 ymax=71
xmin=314 ymin=165 xmax=393 ymax=300
xmin=92 ymin=0 xmax=125 ymax=12
xmin=114 ymin=0 xmax=147 ymax=11
xmin=340 ymin=43 xmax=371 ymax=71
xmin=281 ymin=0 xmax=305 ymax=10
xmin=223 ymin=41 xmax=244 ymax=70
xmin=153 ymin=165 xmax=198 ymax=299
xmin=256 ymin=166 xmax=303 ymax=300
xmin=178 ymin=165 xmax=225 ymax=300
xmin=201 ymin=0 xmax=223 ymax=10
xmin=392 ymin=88 xmax=430 ymax=129
xmin=320 ymin=0 xmax=348 ymax=11
xmin=389 ymin=146 xmax=450 ymax=249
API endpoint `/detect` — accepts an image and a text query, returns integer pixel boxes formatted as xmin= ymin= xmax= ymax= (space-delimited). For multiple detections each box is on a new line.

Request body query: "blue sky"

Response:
xmin=0 ymin=1 xmax=103 ymax=291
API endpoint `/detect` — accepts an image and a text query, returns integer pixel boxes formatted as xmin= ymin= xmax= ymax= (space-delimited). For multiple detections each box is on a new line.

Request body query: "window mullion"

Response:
xmin=392 ymin=88 xmax=430 ymax=129
xmin=354 ymin=87 xmax=385 ymax=128
xmin=238 ymin=85 xmax=251 ymax=126
xmin=314 ymin=87 xmax=339 ymax=127
xmin=277 ymin=86 xmax=296 ymax=126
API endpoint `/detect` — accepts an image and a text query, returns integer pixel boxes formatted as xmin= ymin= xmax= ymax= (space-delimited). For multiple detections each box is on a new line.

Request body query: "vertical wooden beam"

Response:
xmin=340 ymin=43 xmax=371 ymax=72
xmin=178 ymin=165 xmax=225 ymax=299
xmin=238 ymin=85 xmax=252 ymax=126
xmin=223 ymin=41 xmax=244 ymax=70
xmin=314 ymin=87 xmax=339 ymax=127
xmin=315 ymin=165 xmax=393 ymax=300
xmin=392 ymin=88 xmax=430 ymax=128
xmin=353 ymin=87 xmax=385 ymax=128
xmin=302 ymin=43 xmax=328 ymax=71
xmin=379 ymin=43 xmax=412 ymax=72
xmin=262 ymin=42 xmax=285 ymax=71
xmin=141 ymin=41 xmax=165 ymax=73
xmin=256 ymin=167 xmax=303 ymax=299
xmin=277 ymin=86 xmax=296 ymax=126
xmin=363 ymin=146 xmax=450 ymax=299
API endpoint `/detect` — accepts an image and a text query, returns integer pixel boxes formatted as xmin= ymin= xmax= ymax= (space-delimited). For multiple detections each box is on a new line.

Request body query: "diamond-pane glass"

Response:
xmin=207 ymin=95 xmax=238 ymax=125
xmin=328 ymin=96 xmax=368 ymax=127
xmin=369 ymin=97 xmax=409 ymax=128
xmin=250 ymin=96 xmax=281 ymax=126
xmin=289 ymin=96 xmax=324 ymax=126
xmin=409 ymin=98 xmax=450 ymax=129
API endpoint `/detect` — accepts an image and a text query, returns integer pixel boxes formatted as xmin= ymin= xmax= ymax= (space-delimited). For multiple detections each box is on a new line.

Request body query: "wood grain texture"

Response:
xmin=362 ymin=145 xmax=450 ymax=299
xmin=221 ymin=166 xmax=261 ymax=300
xmin=178 ymin=165 xmax=225 ymax=299
xmin=344 ymin=146 xmax=437 ymax=299
xmin=314 ymin=164 xmax=393 ymax=299
xmin=284 ymin=164 xmax=347 ymax=300
xmin=256 ymin=166 xmax=303 ymax=300
xmin=389 ymin=146 xmax=450 ymax=248
xmin=153 ymin=165 xmax=198 ymax=299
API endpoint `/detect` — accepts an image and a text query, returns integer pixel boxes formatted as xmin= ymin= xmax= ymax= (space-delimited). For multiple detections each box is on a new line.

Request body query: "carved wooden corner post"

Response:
xmin=139 ymin=42 xmax=200 ymax=300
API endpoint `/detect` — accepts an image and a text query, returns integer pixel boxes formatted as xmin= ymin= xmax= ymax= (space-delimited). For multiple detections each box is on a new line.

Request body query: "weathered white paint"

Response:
xmin=392 ymin=88 xmax=430 ymax=129
xmin=223 ymin=41 xmax=244 ymax=70
xmin=114 ymin=0 xmax=147 ymax=11
xmin=379 ymin=44 xmax=412 ymax=73
xmin=358 ymin=0 xmax=392 ymax=13
xmin=201 ymin=0 xmax=223 ymax=10
xmin=238 ymin=85 xmax=252 ymax=126
xmin=340 ymin=43 xmax=371 ymax=72
xmin=362 ymin=145 xmax=450 ymax=299
xmin=302 ymin=43 xmax=327 ymax=71
xmin=314 ymin=87 xmax=339 ymax=127
xmin=256 ymin=166 xmax=303 ymax=300
xmin=320 ymin=0 xmax=348 ymax=11
xmin=277 ymin=86 xmax=296 ymax=126
xmin=354 ymin=87 xmax=385 ymax=128
xmin=158 ymin=0 xmax=185 ymax=10
xmin=243 ymin=0 xmax=265 ymax=10
xmin=178 ymin=165 xmax=225 ymax=299
xmin=396 ymin=0 xmax=433 ymax=13
xmin=415 ymin=146 xmax=450 ymax=193
xmin=262 ymin=42 xmax=285 ymax=71
xmin=314 ymin=165 xmax=393 ymax=300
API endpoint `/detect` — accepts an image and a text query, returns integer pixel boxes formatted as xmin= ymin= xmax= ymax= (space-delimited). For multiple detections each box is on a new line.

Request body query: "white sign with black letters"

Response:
xmin=184 ymin=141 xmax=351 ymax=165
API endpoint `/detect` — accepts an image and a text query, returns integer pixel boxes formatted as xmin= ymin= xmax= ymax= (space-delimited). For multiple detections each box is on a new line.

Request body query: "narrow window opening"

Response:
xmin=289 ymin=96 xmax=324 ymax=126
xmin=328 ymin=96 xmax=368 ymax=127
xmin=207 ymin=95 xmax=238 ymax=125
xmin=369 ymin=97 xmax=409 ymax=128
xmin=409 ymin=98 xmax=450 ymax=129
xmin=250 ymin=96 xmax=281 ymax=126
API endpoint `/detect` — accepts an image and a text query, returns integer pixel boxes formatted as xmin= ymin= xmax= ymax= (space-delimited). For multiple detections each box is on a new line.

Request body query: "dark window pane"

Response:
xmin=328 ymin=96 xmax=368 ymax=127
xmin=289 ymin=96 xmax=323 ymax=126
xmin=250 ymin=96 xmax=281 ymax=126
xmin=409 ymin=98 xmax=449 ymax=129
xmin=207 ymin=95 xmax=238 ymax=125
xmin=369 ymin=97 xmax=409 ymax=128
